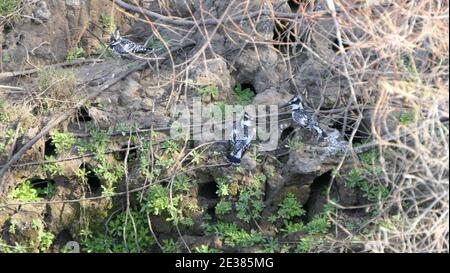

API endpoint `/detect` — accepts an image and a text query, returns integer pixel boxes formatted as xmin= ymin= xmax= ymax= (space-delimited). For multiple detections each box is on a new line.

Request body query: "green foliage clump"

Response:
xmin=99 ymin=13 xmax=115 ymax=32
xmin=162 ymin=239 xmax=179 ymax=253
xmin=8 ymin=180 xmax=55 ymax=202
xmin=161 ymin=140 xmax=179 ymax=155
xmin=173 ymin=175 xmax=192 ymax=193
xmin=215 ymin=177 xmax=229 ymax=197
xmin=81 ymin=210 xmax=155 ymax=253
xmin=142 ymin=184 xmax=173 ymax=216
xmin=0 ymin=0 xmax=18 ymax=16
xmin=76 ymin=129 xmax=124 ymax=187
xmin=345 ymin=168 xmax=389 ymax=202
xmin=277 ymin=193 xmax=305 ymax=220
xmin=295 ymin=235 xmax=316 ymax=253
xmin=9 ymin=180 xmax=42 ymax=202
xmin=215 ymin=200 xmax=232 ymax=215
xmin=50 ymin=130 xmax=76 ymax=154
xmin=0 ymin=143 xmax=5 ymax=154
xmin=66 ymin=47 xmax=86 ymax=61
xmin=234 ymin=84 xmax=255 ymax=105
xmin=2 ymin=51 xmax=11 ymax=63
xmin=146 ymin=37 xmax=163 ymax=50
xmin=8 ymin=181 xmax=40 ymax=202
xmin=0 ymin=99 xmax=9 ymax=123
xmin=142 ymin=183 xmax=193 ymax=225
xmin=42 ymin=156 xmax=64 ymax=176
xmin=31 ymin=219 xmax=55 ymax=252
xmin=235 ymin=176 xmax=265 ymax=223
xmin=204 ymin=222 xmax=264 ymax=248
xmin=399 ymin=110 xmax=416 ymax=125
xmin=286 ymin=138 xmax=304 ymax=152
xmin=197 ymin=85 xmax=219 ymax=99
xmin=81 ymin=174 xmax=199 ymax=253
xmin=303 ymin=213 xmax=330 ymax=235
xmin=0 ymin=240 xmax=27 ymax=253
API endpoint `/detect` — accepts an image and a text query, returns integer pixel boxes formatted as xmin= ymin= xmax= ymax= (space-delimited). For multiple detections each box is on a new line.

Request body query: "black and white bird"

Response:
xmin=282 ymin=95 xmax=327 ymax=139
xmin=227 ymin=112 xmax=256 ymax=165
xmin=108 ymin=29 xmax=150 ymax=56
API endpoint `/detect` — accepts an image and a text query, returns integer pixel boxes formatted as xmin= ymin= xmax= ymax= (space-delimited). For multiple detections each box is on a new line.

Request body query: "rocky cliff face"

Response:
xmin=1 ymin=0 xmax=441 ymax=253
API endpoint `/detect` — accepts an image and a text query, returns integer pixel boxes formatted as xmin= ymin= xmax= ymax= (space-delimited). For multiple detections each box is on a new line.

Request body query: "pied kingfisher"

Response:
xmin=282 ymin=95 xmax=327 ymax=139
xmin=227 ymin=112 xmax=256 ymax=165
xmin=108 ymin=29 xmax=150 ymax=56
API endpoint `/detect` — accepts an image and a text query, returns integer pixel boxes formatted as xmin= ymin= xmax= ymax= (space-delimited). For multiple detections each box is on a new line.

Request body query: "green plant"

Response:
xmin=295 ymin=235 xmax=316 ymax=253
xmin=215 ymin=200 xmax=232 ymax=215
xmin=42 ymin=156 xmax=64 ymax=176
xmin=161 ymin=140 xmax=179 ymax=155
xmin=2 ymin=51 xmax=11 ymax=63
xmin=304 ymin=214 xmax=330 ymax=235
xmin=215 ymin=177 xmax=229 ymax=197
xmin=94 ymin=161 xmax=124 ymax=187
xmin=50 ymin=130 xmax=76 ymax=154
xmin=281 ymin=221 xmax=305 ymax=233
xmin=36 ymin=182 xmax=56 ymax=199
xmin=359 ymin=150 xmax=378 ymax=166
xmin=204 ymin=222 xmax=265 ymax=248
xmin=66 ymin=47 xmax=86 ymax=61
xmin=146 ymin=37 xmax=163 ymax=50
xmin=173 ymin=175 xmax=191 ymax=193
xmin=211 ymin=101 xmax=226 ymax=121
xmin=267 ymin=215 xmax=278 ymax=224
xmin=194 ymin=244 xmax=221 ymax=253
xmin=141 ymin=184 xmax=188 ymax=224
xmin=142 ymin=185 xmax=171 ymax=215
xmin=8 ymin=180 xmax=41 ymax=202
xmin=277 ymin=193 xmax=305 ymax=220
xmin=31 ymin=219 xmax=55 ymax=252
xmin=0 ymin=0 xmax=18 ymax=16
xmin=99 ymin=13 xmax=115 ymax=32
xmin=235 ymin=179 xmax=265 ymax=223
xmin=0 ymin=240 xmax=27 ymax=253
xmin=162 ymin=239 xmax=179 ymax=253
xmin=399 ymin=110 xmax=416 ymax=125
xmin=189 ymin=150 xmax=203 ymax=165
xmin=263 ymin=237 xmax=279 ymax=253
xmin=234 ymin=84 xmax=255 ymax=105
xmin=286 ymin=138 xmax=304 ymax=152
xmin=345 ymin=168 xmax=389 ymax=202
xmin=197 ymin=85 xmax=219 ymax=99
xmin=81 ymin=209 xmax=155 ymax=253
xmin=0 ymin=143 xmax=5 ymax=154
xmin=156 ymin=157 xmax=175 ymax=169
xmin=0 ymin=99 xmax=9 ymax=123
xmin=101 ymin=185 xmax=115 ymax=198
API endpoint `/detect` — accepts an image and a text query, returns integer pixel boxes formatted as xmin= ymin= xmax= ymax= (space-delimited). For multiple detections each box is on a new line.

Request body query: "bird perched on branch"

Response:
xmin=227 ymin=112 xmax=256 ymax=165
xmin=281 ymin=95 xmax=328 ymax=139
xmin=108 ymin=29 xmax=150 ymax=56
